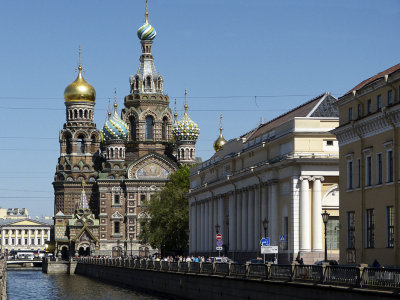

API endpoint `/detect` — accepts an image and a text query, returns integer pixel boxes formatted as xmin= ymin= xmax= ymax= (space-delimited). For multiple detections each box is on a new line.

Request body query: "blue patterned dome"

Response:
xmin=137 ymin=22 xmax=156 ymax=41
xmin=173 ymin=110 xmax=200 ymax=142
xmin=102 ymin=102 xmax=129 ymax=141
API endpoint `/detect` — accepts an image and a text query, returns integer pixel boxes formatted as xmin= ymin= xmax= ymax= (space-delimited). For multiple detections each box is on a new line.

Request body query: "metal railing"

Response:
xmin=77 ymin=258 xmax=400 ymax=290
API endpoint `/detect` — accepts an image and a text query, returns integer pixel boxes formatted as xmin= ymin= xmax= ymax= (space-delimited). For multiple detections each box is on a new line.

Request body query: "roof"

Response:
xmin=241 ymin=92 xmax=338 ymax=141
xmin=344 ymin=63 xmax=400 ymax=96
xmin=0 ymin=218 xmax=52 ymax=227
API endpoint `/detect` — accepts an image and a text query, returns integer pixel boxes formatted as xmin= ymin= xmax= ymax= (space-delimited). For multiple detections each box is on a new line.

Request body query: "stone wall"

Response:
xmin=75 ymin=263 xmax=399 ymax=300
xmin=0 ymin=259 xmax=6 ymax=300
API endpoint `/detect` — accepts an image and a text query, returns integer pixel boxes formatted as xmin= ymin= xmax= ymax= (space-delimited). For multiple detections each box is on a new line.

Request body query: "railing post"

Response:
xmin=200 ymin=262 xmax=203 ymax=274
xmin=291 ymin=262 xmax=297 ymax=281
xmin=321 ymin=262 xmax=329 ymax=283
xmin=266 ymin=262 xmax=272 ymax=279
xmin=359 ymin=264 xmax=368 ymax=288
xmin=246 ymin=262 xmax=250 ymax=278
xmin=212 ymin=262 xmax=217 ymax=274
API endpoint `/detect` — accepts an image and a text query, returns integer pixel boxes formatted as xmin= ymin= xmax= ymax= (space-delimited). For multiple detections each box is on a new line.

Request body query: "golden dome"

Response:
xmin=213 ymin=129 xmax=227 ymax=152
xmin=64 ymin=65 xmax=96 ymax=102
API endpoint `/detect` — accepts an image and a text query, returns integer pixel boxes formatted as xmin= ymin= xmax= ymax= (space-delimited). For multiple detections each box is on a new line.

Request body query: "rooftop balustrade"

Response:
xmin=77 ymin=258 xmax=400 ymax=291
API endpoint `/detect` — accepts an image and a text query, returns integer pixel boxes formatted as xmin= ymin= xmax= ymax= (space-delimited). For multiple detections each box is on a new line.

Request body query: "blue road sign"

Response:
xmin=260 ymin=237 xmax=270 ymax=246
xmin=280 ymin=235 xmax=286 ymax=242
xmin=216 ymin=240 xmax=223 ymax=247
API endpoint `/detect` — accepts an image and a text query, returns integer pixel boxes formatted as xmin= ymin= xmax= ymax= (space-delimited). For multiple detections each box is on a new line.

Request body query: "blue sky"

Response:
xmin=0 ymin=0 xmax=399 ymax=217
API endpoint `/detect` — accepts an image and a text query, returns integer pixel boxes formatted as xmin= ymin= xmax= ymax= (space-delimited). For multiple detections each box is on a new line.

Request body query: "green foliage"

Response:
xmin=139 ymin=165 xmax=190 ymax=254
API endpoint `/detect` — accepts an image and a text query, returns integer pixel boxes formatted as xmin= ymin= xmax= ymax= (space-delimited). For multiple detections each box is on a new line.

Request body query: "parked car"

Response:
xmin=314 ymin=260 xmax=338 ymax=266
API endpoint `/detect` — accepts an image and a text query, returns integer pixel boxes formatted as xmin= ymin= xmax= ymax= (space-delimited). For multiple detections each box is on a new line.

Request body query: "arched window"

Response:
xmin=66 ymin=135 xmax=72 ymax=154
xmin=181 ymin=149 xmax=185 ymax=160
xmin=77 ymin=135 xmax=85 ymax=154
xmin=146 ymin=76 xmax=151 ymax=88
xmin=79 ymin=110 xmax=83 ymax=118
xmin=135 ymin=76 xmax=139 ymax=90
xmin=110 ymin=148 xmax=114 ymax=158
xmin=119 ymin=148 xmax=122 ymax=158
xmin=74 ymin=110 xmax=78 ymax=119
xmin=162 ymin=117 xmax=168 ymax=140
xmin=89 ymin=110 xmax=92 ymax=119
xmin=129 ymin=116 xmax=137 ymax=140
xmin=146 ymin=116 xmax=154 ymax=140
xmin=190 ymin=149 xmax=193 ymax=159
xmin=84 ymin=110 xmax=88 ymax=119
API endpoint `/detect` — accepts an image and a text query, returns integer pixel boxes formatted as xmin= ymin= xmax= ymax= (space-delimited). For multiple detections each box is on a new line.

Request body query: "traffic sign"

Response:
xmin=216 ymin=240 xmax=223 ymax=247
xmin=280 ymin=235 xmax=286 ymax=242
xmin=216 ymin=246 xmax=223 ymax=251
xmin=216 ymin=233 xmax=222 ymax=240
xmin=261 ymin=246 xmax=278 ymax=254
xmin=260 ymin=237 xmax=270 ymax=246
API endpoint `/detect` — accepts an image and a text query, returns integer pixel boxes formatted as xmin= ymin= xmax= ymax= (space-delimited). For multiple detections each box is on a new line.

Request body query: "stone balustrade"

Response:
xmin=78 ymin=257 xmax=400 ymax=291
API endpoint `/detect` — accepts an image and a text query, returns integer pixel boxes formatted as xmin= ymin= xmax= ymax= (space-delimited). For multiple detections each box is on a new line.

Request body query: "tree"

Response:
xmin=139 ymin=165 xmax=190 ymax=255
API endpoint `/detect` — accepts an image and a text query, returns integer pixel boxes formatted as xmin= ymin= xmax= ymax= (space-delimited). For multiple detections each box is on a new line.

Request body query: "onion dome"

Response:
xmin=137 ymin=7 xmax=156 ymax=41
xmin=213 ymin=114 xmax=227 ymax=152
xmin=173 ymin=91 xmax=200 ymax=141
xmin=64 ymin=65 xmax=96 ymax=102
xmin=102 ymin=99 xmax=129 ymax=141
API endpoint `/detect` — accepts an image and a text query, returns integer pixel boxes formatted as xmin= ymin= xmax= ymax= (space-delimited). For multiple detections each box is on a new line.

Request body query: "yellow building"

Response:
xmin=189 ymin=93 xmax=340 ymax=263
xmin=332 ymin=63 xmax=400 ymax=266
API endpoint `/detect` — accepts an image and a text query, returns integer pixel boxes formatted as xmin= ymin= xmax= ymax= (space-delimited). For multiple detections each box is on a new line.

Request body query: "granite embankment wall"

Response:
xmin=0 ymin=259 xmax=7 ymax=300
xmin=75 ymin=263 xmax=399 ymax=300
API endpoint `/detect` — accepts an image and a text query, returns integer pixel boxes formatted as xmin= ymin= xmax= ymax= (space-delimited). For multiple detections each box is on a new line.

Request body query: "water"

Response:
xmin=7 ymin=270 xmax=166 ymax=300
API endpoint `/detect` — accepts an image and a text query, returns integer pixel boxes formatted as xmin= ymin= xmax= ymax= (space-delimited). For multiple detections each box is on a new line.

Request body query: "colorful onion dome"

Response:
xmin=102 ymin=101 xmax=129 ymax=141
xmin=137 ymin=21 xmax=156 ymax=41
xmin=64 ymin=65 xmax=96 ymax=102
xmin=173 ymin=102 xmax=200 ymax=142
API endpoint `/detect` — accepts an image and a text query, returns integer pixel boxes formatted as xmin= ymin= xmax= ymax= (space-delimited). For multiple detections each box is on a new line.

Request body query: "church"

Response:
xmin=53 ymin=2 xmax=199 ymax=258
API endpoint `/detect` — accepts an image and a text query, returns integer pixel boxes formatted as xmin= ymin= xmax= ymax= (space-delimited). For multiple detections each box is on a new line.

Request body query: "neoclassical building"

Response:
xmin=189 ymin=93 xmax=340 ymax=263
xmin=53 ymin=3 xmax=199 ymax=257
xmin=332 ymin=63 xmax=400 ymax=266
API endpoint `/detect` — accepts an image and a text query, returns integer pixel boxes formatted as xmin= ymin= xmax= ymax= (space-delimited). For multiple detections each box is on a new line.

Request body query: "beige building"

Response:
xmin=189 ymin=93 xmax=340 ymax=263
xmin=0 ymin=208 xmax=29 ymax=219
xmin=332 ymin=63 xmax=400 ymax=266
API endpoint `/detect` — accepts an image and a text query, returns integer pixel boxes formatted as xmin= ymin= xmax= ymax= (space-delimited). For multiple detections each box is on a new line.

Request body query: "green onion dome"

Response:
xmin=102 ymin=102 xmax=129 ymax=141
xmin=173 ymin=110 xmax=200 ymax=142
xmin=137 ymin=21 xmax=156 ymax=41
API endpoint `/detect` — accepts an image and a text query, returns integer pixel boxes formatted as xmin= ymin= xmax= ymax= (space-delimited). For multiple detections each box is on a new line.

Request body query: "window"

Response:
xmin=357 ymin=103 xmax=362 ymax=118
xmin=24 ymin=239 xmax=27 ymax=245
xmin=31 ymin=239 xmax=34 ymax=245
xmin=367 ymin=99 xmax=372 ymax=114
xmin=347 ymin=160 xmax=353 ymax=189
xmin=387 ymin=206 xmax=394 ymax=248
xmin=365 ymin=155 xmax=372 ymax=187
xmin=114 ymin=221 xmax=120 ymax=234
xmin=357 ymin=158 xmax=361 ymax=188
xmin=327 ymin=217 xmax=339 ymax=250
xmin=348 ymin=107 xmax=353 ymax=121
xmin=377 ymin=95 xmax=382 ymax=110
xmin=162 ymin=117 xmax=168 ymax=140
xmin=366 ymin=209 xmax=375 ymax=248
xmin=4 ymin=239 xmax=8 ymax=245
xmin=140 ymin=194 xmax=146 ymax=204
xmin=129 ymin=116 xmax=136 ymax=141
xmin=388 ymin=90 xmax=393 ymax=105
xmin=387 ymin=149 xmax=393 ymax=183
xmin=146 ymin=76 xmax=151 ymax=88
xmin=114 ymin=194 xmax=120 ymax=205
xmin=146 ymin=116 xmax=154 ymax=140
xmin=377 ymin=153 xmax=382 ymax=184
xmin=77 ymin=135 xmax=85 ymax=154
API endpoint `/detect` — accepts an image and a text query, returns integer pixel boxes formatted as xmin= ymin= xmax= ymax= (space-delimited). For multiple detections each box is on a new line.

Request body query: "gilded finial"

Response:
xmin=82 ymin=180 xmax=86 ymax=191
xmin=145 ymin=0 xmax=149 ymax=23
xmin=174 ymin=98 xmax=178 ymax=124
xmin=78 ymin=45 xmax=82 ymax=67
xmin=213 ymin=113 xmax=227 ymax=152
xmin=113 ymin=88 xmax=118 ymax=113
xmin=219 ymin=113 xmax=223 ymax=132
xmin=184 ymin=88 xmax=188 ymax=113
xmin=108 ymin=97 xmax=111 ymax=118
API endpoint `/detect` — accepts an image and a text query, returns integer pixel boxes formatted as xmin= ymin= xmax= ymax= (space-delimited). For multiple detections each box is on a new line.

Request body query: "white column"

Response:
xmin=270 ymin=182 xmax=278 ymax=243
xmin=1 ymin=230 xmax=5 ymax=246
xmin=248 ymin=188 xmax=254 ymax=251
xmin=312 ymin=176 xmax=324 ymax=251
xmin=236 ymin=191 xmax=242 ymax=251
xmin=190 ymin=205 xmax=196 ymax=253
xmin=241 ymin=189 xmax=248 ymax=251
xmin=47 ymin=230 xmax=50 ymax=242
xmin=254 ymin=184 xmax=261 ymax=249
xmin=21 ymin=229 xmax=25 ymax=246
xmin=41 ymin=229 xmax=44 ymax=245
xmin=300 ymin=176 xmax=311 ymax=251
xmin=200 ymin=202 xmax=205 ymax=252
xmin=208 ymin=199 xmax=213 ymax=253
xmin=28 ymin=230 xmax=31 ymax=247
xmin=34 ymin=230 xmax=38 ymax=246
xmin=261 ymin=185 xmax=268 ymax=236
xmin=8 ymin=230 xmax=11 ymax=246
xmin=229 ymin=193 xmax=236 ymax=252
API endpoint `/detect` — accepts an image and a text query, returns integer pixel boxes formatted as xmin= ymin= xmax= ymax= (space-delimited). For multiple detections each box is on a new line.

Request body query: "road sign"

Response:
xmin=261 ymin=246 xmax=278 ymax=254
xmin=216 ymin=240 xmax=223 ymax=247
xmin=280 ymin=235 xmax=286 ymax=242
xmin=260 ymin=237 xmax=270 ymax=246
xmin=216 ymin=233 xmax=222 ymax=240
xmin=216 ymin=246 xmax=223 ymax=251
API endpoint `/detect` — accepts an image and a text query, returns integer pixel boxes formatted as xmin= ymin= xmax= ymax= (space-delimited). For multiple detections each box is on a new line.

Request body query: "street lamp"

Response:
xmin=262 ymin=218 xmax=268 ymax=237
xmin=321 ymin=210 xmax=330 ymax=262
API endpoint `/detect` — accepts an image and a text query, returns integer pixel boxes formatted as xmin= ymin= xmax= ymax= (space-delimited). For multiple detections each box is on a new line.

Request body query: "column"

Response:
xmin=261 ymin=185 xmax=268 ymax=236
xmin=248 ymin=187 xmax=254 ymax=251
xmin=200 ymin=202 xmax=204 ymax=252
xmin=254 ymin=184 xmax=261 ymax=250
xmin=208 ymin=199 xmax=213 ymax=253
xmin=270 ymin=182 xmax=278 ymax=243
xmin=34 ymin=230 xmax=38 ymax=246
xmin=28 ymin=230 xmax=31 ymax=247
xmin=8 ymin=230 xmax=11 ymax=246
xmin=1 ymin=230 xmax=5 ymax=246
xmin=300 ymin=176 xmax=311 ymax=251
xmin=21 ymin=229 xmax=25 ymax=246
xmin=312 ymin=176 xmax=324 ymax=251
xmin=41 ymin=229 xmax=44 ymax=246
xmin=47 ymin=230 xmax=50 ymax=242
xmin=241 ymin=189 xmax=248 ymax=251
xmin=236 ymin=191 xmax=242 ymax=251
xmin=228 ymin=193 xmax=236 ymax=252
xmin=190 ymin=205 xmax=196 ymax=253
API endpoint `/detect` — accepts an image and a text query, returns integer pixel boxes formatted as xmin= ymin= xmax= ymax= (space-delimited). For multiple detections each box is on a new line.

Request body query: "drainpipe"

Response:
xmin=383 ymin=108 xmax=398 ymax=267
xmin=227 ymin=175 xmax=237 ymax=260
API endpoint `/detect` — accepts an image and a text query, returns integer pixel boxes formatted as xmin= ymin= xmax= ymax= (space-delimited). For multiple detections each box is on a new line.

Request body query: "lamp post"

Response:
xmin=215 ymin=224 xmax=220 ymax=257
xmin=262 ymin=218 xmax=268 ymax=263
xmin=321 ymin=210 xmax=330 ymax=262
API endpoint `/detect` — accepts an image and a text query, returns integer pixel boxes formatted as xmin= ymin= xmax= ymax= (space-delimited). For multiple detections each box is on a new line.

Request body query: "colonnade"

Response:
xmin=1 ymin=228 xmax=50 ymax=247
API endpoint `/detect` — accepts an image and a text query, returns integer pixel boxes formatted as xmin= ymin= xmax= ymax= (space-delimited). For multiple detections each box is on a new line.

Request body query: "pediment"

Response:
xmin=111 ymin=211 xmax=124 ymax=219
xmin=10 ymin=220 xmax=48 ymax=226
xmin=127 ymin=154 xmax=176 ymax=180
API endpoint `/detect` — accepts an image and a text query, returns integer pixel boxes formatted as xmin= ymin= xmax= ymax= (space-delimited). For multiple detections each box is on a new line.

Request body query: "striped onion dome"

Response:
xmin=102 ymin=102 xmax=129 ymax=141
xmin=137 ymin=21 xmax=156 ymax=41
xmin=173 ymin=110 xmax=200 ymax=142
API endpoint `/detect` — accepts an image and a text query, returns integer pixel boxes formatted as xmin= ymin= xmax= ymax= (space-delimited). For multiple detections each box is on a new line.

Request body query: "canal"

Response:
xmin=7 ymin=270 xmax=167 ymax=300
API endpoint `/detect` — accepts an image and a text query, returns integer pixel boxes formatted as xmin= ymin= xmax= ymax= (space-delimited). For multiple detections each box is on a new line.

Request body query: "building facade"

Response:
xmin=189 ymin=93 xmax=340 ymax=263
xmin=332 ymin=63 xmax=400 ymax=266
xmin=53 ymin=4 xmax=199 ymax=257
